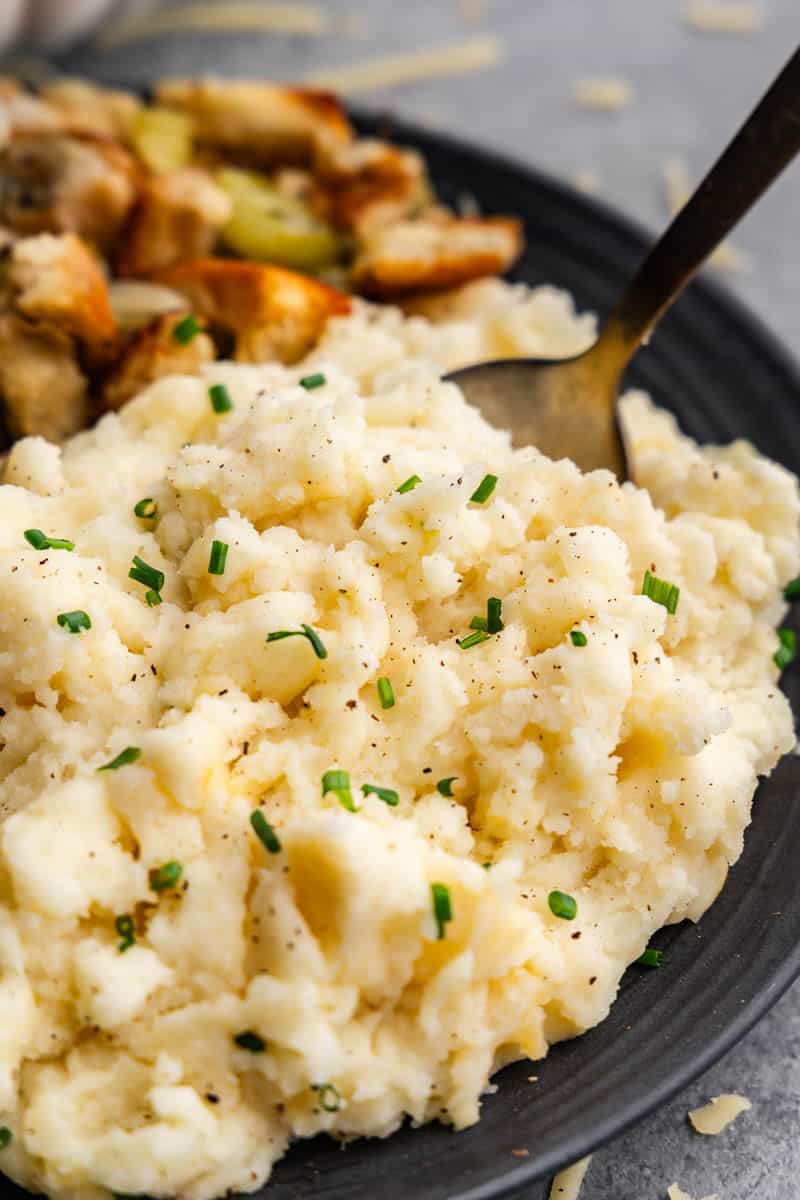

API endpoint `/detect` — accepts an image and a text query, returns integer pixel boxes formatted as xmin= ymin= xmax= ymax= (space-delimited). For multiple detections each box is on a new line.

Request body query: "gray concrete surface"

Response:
xmin=27 ymin=2 xmax=800 ymax=1197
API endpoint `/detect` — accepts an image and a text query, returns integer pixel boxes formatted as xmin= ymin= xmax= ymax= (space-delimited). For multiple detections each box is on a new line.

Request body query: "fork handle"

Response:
xmin=601 ymin=44 xmax=800 ymax=365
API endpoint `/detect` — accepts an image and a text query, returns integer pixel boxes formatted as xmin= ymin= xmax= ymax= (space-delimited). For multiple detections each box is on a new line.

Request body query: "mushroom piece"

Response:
xmin=101 ymin=310 xmax=216 ymax=411
xmin=155 ymin=77 xmax=352 ymax=166
xmin=116 ymin=167 xmax=232 ymax=278
xmin=9 ymin=232 xmax=118 ymax=366
xmin=0 ymin=131 xmax=139 ymax=252
xmin=350 ymin=211 xmax=523 ymax=299
xmin=154 ymin=257 xmax=351 ymax=364
xmin=0 ymin=313 xmax=88 ymax=442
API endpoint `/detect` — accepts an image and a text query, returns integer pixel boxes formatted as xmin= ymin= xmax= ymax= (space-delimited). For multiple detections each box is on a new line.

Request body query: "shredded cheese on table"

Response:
xmin=549 ymin=1155 xmax=592 ymax=1199
xmin=668 ymin=1186 xmax=722 ymax=1200
xmin=681 ymin=1 xmax=764 ymax=34
xmin=305 ymin=37 xmax=504 ymax=95
xmin=688 ymin=1093 xmax=752 ymax=1135
xmin=573 ymin=77 xmax=635 ymax=111
xmin=94 ymin=2 xmax=327 ymax=49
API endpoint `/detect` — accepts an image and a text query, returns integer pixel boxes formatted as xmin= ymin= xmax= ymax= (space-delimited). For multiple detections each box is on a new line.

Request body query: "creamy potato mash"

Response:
xmin=0 ymin=280 xmax=797 ymax=1200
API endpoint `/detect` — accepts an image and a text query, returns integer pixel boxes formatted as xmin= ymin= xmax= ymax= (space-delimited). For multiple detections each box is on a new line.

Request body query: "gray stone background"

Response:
xmin=12 ymin=1 xmax=800 ymax=1197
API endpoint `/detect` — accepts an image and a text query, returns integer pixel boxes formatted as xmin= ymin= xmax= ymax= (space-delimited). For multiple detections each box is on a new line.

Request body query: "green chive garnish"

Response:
xmin=436 ymin=777 xmax=457 ymax=796
xmin=482 ymin=862 xmax=492 ymax=870
xmin=470 ymin=474 xmax=498 ymax=504
xmin=25 ymin=529 xmax=74 ymax=551
xmin=266 ymin=624 xmax=327 ymax=659
xmin=129 ymin=555 xmax=164 ymax=594
xmin=641 ymin=569 xmax=680 ymax=615
xmin=208 ymin=540 xmax=229 ymax=576
xmin=431 ymin=882 xmax=453 ymax=939
xmin=361 ymin=783 xmax=399 ymax=806
xmin=548 ymin=890 xmax=577 ymax=920
xmin=459 ymin=630 xmax=490 ymax=649
xmin=311 ymin=1082 xmax=341 ymax=1112
xmin=299 ymin=373 xmax=326 ymax=390
xmin=99 ymin=746 xmax=141 ymax=772
xmin=145 ymin=589 xmax=162 ymax=607
xmin=148 ymin=860 xmax=183 ymax=893
xmin=784 ymin=576 xmax=800 ymax=601
xmin=57 ymin=610 xmax=91 ymax=634
xmin=172 ymin=313 xmax=200 ymax=344
xmin=133 ymin=498 xmax=157 ymax=521
xmin=209 ymin=383 xmax=233 ymax=414
xmin=115 ymin=914 xmax=136 ymax=953
xmin=774 ymin=627 xmax=796 ymax=670
xmin=377 ymin=677 xmax=395 ymax=709
xmin=636 ymin=947 xmax=664 ymax=968
xmin=570 ymin=630 xmax=588 ymax=647
xmin=468 ymin=598 xmax=502 ymax=639
xmin=322 ymin=769 xmax=356 ymax=812
xmin=396 ymin=474 xmax=421 ymax=494
xmin=0 ymin=1128 xmax=11 ymax=1150
xmin=250 ymin=809 xmax=281 ymax=854
xmin=487 ymin=597 xmax=503 ymax=634
xmin=234 ymin=1030 xmax=265 ymax=1052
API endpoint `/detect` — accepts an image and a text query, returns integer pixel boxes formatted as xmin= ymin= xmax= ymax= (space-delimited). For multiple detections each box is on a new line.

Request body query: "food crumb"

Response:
xmin=688 ymin=1092 xmax=751 ymax=1135
xmin=511 ymin=1147 xmax=530 ymax=1158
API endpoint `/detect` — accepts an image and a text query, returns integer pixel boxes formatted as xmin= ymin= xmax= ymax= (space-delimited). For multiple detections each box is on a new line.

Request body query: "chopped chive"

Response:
xmin=311 ymin=1082 xmax=341 ymax=1112
xmin=57 ymin=610 xmax=91 ymax=634
xmin=98 ymin=746 xmax=141 ymax=772
xmin=459 ymin=630 xmax=491 ymax=649
xmin=129 ymin=555 xmax=164 ymax=594
xmin=636 ymin=947 xmax=664 ymax=968
xmin=774 ymin=627 xmax=796 ymax=670
xmin=115 ymin=913 xmax=136 ymax=953
xmin=570 ymin=629 xmax=588 ymax=647
xmin=641 ymin=569 xmax=680 ymax=615
xmin=431 ymin=882 xmax=453 ymax=939
xmin=234 ymin=1030 xmax=266 ymax=1052
xmin=209 ymin=383 xmax=233 ymax=414
xmin=0 ymin=1128 xmax=11 ymax=1150
xmin=24 ymin=528 xmax=74 ymax=551
xmin=299 ymin=372 xmax=326 ymax=390
xmin=133 ymin=497 xmax=158 ymax=521
xmin=361 ymin=783 xmax=399 ymax=806
xmin=469 ymin=616 xmax=488 ymax=631
xmin=322 ymin=769 xmax=356 ymax=812
xmin=250 ymin=809 xmax=281 ymax=854
xmin=145 ymin=589 xmax=162 ymax=607
xmin=482 ymin=862 xmax=492 ymax=870
xmin=266 ymin=624 xmax=327 ymax=659
xmin=784 ymin=576 xmax=800 ymax=601
xmin=436 ymin=777 xmax=457 ymax=796
xmin=172 ymin=313 xmax=201 ymax=344
xmin=148 ymin=860 xmax=183 ymax=893
xmin=487 ymin=597 xmax=503 ymax=634
xmin=470 ymin=474 xmax=498 ymax=504
xmin=377 ymin=676 xmax=395 ymax=709
xmin=548 ymin=890 xmax=577 ymax=920
xmin=396 ymin=474 xmax=421 ymax=494
xmin=208 ymin=540 xmax=229 ymax=576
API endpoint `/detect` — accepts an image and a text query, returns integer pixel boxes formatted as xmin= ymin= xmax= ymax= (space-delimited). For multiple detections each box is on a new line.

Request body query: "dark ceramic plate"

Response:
xmin=5 ymin=112 xmax=800 ymax=1200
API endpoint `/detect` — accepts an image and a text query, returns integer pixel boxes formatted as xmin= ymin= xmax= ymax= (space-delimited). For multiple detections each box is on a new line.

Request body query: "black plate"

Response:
xmin=5 ymin=113 xmax=800 ymax=1200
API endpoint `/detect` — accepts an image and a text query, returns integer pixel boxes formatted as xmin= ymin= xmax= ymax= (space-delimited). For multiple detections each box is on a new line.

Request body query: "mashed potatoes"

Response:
xmin=0 ymin=279 xmax=797 ymax=1199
